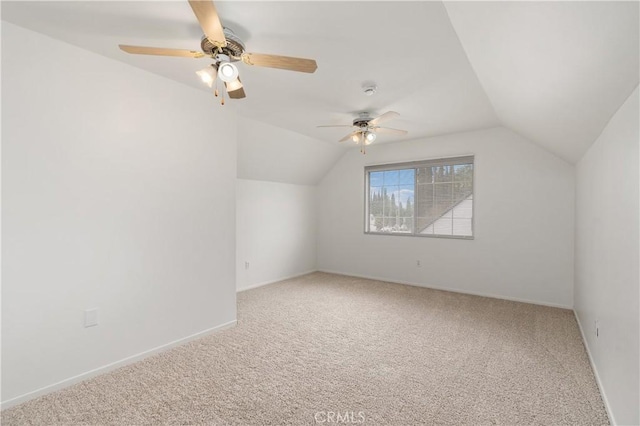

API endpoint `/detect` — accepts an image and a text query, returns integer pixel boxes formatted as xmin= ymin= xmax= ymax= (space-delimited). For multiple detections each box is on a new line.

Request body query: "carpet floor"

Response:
xmin=2 ymin=272 xmax=608 ymax=425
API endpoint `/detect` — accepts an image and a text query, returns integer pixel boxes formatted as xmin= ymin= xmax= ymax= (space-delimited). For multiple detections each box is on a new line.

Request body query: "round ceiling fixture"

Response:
xmin=363 ymin=84 xmax=377 ymax=96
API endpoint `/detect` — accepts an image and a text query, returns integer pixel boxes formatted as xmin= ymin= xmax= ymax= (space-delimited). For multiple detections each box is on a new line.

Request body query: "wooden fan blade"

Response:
xmin=242 ymin=53 xmax=317 ymax=73
xmin=317 ymin=125 xmax=354 ymax=128
xmin=188 ymin=0 xmax=227 ymax=47
xmin=370 ymin=111 xmax=400 ymax=126
xmin=372 ymin=127 xmax=408 ymax=136
xmin=119 ymin=45 xmax=204 ymax=58
xmin=339 ymin=132 xmax=357 ymax=143
xmin=227 ymin=86 xmax=246 ymax=99
xmin=226 ymin=78 xmax=246 ymax=99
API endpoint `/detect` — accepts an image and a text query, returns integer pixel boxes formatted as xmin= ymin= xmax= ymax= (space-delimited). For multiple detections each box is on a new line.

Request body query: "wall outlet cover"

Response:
xmin=84 ymin=309 xmax=99 ymax=328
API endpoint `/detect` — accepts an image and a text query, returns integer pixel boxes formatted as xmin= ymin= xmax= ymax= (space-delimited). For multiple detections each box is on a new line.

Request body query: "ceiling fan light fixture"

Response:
xmin=225 ymin=78 xmax=243 ymax=92
xmin=119 ymin=0 xmax=319 ymax=105
xmin=319 ymin=111 xmax=405 ymax=153
xmin=196 ymin=66 xmax=217 ymax=88
xmin=365 ymin=131 xmax=376 ymax=144
xmin=218 ymin=62 xmax=239 ymax=82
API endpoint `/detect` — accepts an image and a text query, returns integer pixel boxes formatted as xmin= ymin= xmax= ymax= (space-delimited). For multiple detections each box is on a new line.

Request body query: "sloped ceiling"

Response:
xmin=2 ymin=1 xmax=638 ymax=186
xmin=237 ymin=117 xmax=344 ymax=185
xmin=445 ymin=1 xmax=639 ymax=163
xmin=0 ymin=1 xmax=498 ymax=144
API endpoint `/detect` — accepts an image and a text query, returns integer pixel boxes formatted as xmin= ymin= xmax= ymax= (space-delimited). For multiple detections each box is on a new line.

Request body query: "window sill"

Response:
xmin=364 ymin=232 xmax=474 ymax=240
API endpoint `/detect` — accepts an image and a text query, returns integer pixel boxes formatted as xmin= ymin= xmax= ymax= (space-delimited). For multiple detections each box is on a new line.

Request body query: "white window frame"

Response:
xmin=364 ymin=155 xmax=475 ymax=239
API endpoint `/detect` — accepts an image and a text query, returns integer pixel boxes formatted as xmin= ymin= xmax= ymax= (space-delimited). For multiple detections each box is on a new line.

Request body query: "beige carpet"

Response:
xmin=2 ymin=272 xmax=608 ymax=425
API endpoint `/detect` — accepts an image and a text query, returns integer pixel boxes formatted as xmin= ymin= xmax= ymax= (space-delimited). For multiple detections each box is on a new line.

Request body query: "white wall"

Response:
xmin=235 ymin=115 xmax=336 ymax=292
xmin=236 ymin=179 xmax=316 ymax=291
xmin=574 ymin=87 xmax=639 ymax=426
xmin=1 ymin=22 xmax=237 ymax=405
xmin=317 ymin=127 xmax=575 ymax=308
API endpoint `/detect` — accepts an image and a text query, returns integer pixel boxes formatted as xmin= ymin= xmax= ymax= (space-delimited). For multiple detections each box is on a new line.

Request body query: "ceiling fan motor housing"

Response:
xmin=353 ymin=121 xmax=370 ymax=130
xmin=353 ymin=112 xmax=373 ymax=129
xmin=200 ymin=28 xmax=245 ymax=60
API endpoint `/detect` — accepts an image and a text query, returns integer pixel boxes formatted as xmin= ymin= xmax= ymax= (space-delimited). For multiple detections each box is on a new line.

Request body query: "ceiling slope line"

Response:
xmin=442 ymin=2 xmax=501 ymax=127
xmin=578 ymin=83 xmax=640 ymax=164
xmin=237 ymin=113 xmax=339 ymax=149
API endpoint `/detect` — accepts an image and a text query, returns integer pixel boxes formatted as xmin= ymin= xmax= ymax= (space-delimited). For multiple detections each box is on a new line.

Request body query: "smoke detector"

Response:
xmin=362 ymin=84 xmax=377 ymax=96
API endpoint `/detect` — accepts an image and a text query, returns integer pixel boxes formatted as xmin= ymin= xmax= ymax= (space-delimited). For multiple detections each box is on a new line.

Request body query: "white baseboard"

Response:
xmin=1 ymin=320 xmax=237 ymax=410
xmin=574 ymin=311 xmax=616 ymax=425
xmin=317 ymin=269 xmax=573 ymax=310
xmin=237 ymin=270 xmax=317 ymax=293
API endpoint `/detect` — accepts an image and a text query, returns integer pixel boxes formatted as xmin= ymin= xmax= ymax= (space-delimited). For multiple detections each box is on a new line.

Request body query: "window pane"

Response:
xmin=399 ymin=169 xmax=415 ymax=185
xmin=417 ymin=167 xmax=433 ymax=184
xmin=368 ymin=187 xmax=383 ymax=232
xmin=383 ymin=170 xmax=400 ymax=186
xmin=452 ymin=219 xmax=473 ymax=236
xmin=421 ymin=226 xmax=434 ymax=235
xmin=452 ymin=195 xmax=473 ymax=219
xmin=453 ymin=164 xmax=473 ymax=182
xmin=453 ymin=181 xmax=472 ymax=201
xmin=365 ymin=158 xmax=473 ymax=238
xmin=398 ymin=185 xmax=414 ymax=233
xmin=417 ymin=183 xmax=434 ymax=203
xmin=414 ymin=164 xmax=473 ymax=237
xmin=367 ymin=169 xmax=414 ymax=234
xmin=370 ymin=171 xmax=384 ymax=187
xmin=434 ymin=166 xmax=452 ymax=183
xmin=435 ymin=182 xmax=453 ymax=205
xmin=432 ymin=217 xmax=453 ymax=235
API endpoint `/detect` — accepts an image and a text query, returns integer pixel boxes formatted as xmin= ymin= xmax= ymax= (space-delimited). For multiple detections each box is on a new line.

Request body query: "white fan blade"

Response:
xmin=339 ymin=132 xmax=357 ymax=142
xmin=317 ymin=125 xmax=354 ymax=128
xmin=372 ymin=127 xmax=408 ymax=136
xmin=370 ymin=111 xmax=399 ymax=126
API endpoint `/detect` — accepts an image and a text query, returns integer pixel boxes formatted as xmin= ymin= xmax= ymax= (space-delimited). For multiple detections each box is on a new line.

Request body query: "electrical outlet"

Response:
xmin=84 ymin=308 xmax=99 ymax=328
xmin=245 ymin=261 xmax=250 ymax=270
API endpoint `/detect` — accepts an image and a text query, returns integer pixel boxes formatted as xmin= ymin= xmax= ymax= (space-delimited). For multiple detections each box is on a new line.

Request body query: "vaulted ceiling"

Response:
xmin=3 ymin=1 xmax=639 ymax=170
xmin=445 ymin=1 xmax=639 ymax=163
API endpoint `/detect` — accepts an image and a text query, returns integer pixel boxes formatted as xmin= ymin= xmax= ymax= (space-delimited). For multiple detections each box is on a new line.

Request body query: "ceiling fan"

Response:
xmin=318 ymin=111 xmax=408 ymax=153
xmin=118 ymin=0 xmax=318 ymax=104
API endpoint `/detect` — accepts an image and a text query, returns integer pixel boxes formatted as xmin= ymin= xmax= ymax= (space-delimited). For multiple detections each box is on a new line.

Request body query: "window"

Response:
xmin=365 ymin=156 xmax=474 ymax=238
